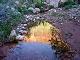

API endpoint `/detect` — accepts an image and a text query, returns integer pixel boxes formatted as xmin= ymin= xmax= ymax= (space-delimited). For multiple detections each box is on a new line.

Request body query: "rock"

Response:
xmin=60 ymin=0 xmax=66 ymax=3
xmin=15 ymin=1 xmax=20 ymax=5
xmin=36 ymin=17 xmax=40 ymax=20
xmin=17 ymin=28 xmax=19 ymax=30
xmin=16 ymin=35 xmax=24 ymax=41
xmin=46 ymin=0 xmax=60 ymax=7
xmin=35 ymin=8 xmax=40 ymax=13
xmin=28 ymin=7 xmax=36 ymax=13
xmin=21 ymin=27 xmax=26 ymax=30
xmin=53 ymin=9 xmax=57 ymax=12
xmin=26 ymin=19 xmax=28 ymax=22
xmin=19 ymin=30 xmax=27 ymax=34
xmin=11 ymin=7 xmax=15 ymax=11
xmin=58 ymin=8 xmax=62 ymax=10
xmin=43 ymin=2 xmax=48 ymax=5
xmin=23 ymin=24 xmax=27 ymax=27
xmin=10 ymin=30 xmax=17 ymax=37
xmin=61 ymin=23 xmax=63 ymax=24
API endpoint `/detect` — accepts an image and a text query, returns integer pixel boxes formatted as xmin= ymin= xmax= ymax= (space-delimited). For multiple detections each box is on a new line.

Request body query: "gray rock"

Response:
xmin=19 ymin=30 xmax=27 ymax=34
xmin=10 ymin=30 xmax=17 ymax=37
xmin=35 ymin=8 xmax=40 ymax=13
xmin=21 ymin=27 xmax=26 ymax=30
xmin=23 ymin=24 xmax=27 ymax=27
xmin=26 ymin=19 xmax=28 ymax=22
xmin=16 ymin=35 xmax=24 ymax=41
xmin=15 ymin=1 xmax=20 ymax=5
xmin=36 ymin=17 xmax=40 ymax=20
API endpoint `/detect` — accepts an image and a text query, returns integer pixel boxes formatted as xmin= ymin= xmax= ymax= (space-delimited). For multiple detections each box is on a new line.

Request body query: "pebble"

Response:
xmin=19 ymin=30 xmax=27 ymax=34
xmin=23 ymin=24 xmax=27 ymax=27
xmin=16 ymin=35 xmax=24 ymax=41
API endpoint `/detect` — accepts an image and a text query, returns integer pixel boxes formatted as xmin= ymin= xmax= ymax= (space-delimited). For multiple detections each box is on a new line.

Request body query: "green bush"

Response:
xmin=26 ymin=9 xmax=33 ymax=13
xmin=0 ymin=24 xmax=11 ymax=41
xmin=64 ymin=4 xmax=72 ymax=9
xmin=35 ymin=2 xmax=43 ymax=8
xmin=0 ymin=4 xmax=24 ymax=41
xmin=48 ymin=5 xmax=54 ymax=10
xmin=14 ymin=5 xmax=28 ymax=14
xmin=40 ymin=8 xmax=44 ymax=13
xmin=51 ymin=12 xmax=58 ymax=16
xmin=59 ymin=0 xmax=74 ymax=7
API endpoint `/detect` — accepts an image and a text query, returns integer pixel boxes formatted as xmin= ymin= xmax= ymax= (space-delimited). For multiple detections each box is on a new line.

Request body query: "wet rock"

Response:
xmin=19 ymin=30 xmax=27 ymax=34
xmin=9 ymin=30 xmax=17 ymax=37
xmin=16 ymin=35 xmax=24 ymax=41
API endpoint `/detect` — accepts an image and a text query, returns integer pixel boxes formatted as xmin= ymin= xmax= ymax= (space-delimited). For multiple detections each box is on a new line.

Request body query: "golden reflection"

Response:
xmin=23 ymin=21 xmax=53 ymax=44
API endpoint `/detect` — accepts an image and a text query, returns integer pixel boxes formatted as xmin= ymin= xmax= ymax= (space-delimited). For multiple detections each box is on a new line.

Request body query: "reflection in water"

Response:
xmin=22 ymin=21 xmax=74 ymax=60
xmin=23 ymin=21 xmax=53 ymax=44
xmin=3 ymin=42 xmax=58 ymax=60
xmin=3 ymin=21 xmax=76 ymax=60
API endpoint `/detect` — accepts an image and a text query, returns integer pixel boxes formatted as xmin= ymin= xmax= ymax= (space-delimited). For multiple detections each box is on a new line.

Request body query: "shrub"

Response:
xmin=59 ymin=0 xmax=74 ymax=7
xmin=0 ymin=4 xmax=23 ymax=41
xmin=64 ymin=4 xmax=72 ymax=9
xmin=14 ymin=5 xmax=28 ymax=14
xmin=48 ymin=5 xmax=54 ymax=10
xmin=26 ymin=9 xmax=33 ymax=13
xmin=51 ymin=12 xmax=58 ymax=16
xmin=0 ymin=24 xmax=11 ymax=41
xmin=40 ymin=8 xmax=44 ymax=13
xmin=35 ymin=2 xmax=43 ymax=8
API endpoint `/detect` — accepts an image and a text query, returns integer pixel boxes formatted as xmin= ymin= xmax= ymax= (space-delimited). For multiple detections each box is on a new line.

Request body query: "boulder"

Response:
xmin=16 ymin=35 xmax=24 ymax=41
xmin=9 ymin=30 xmax=17 ymax=37
xmin=35 ymin=8 xmax=40 ymax=13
